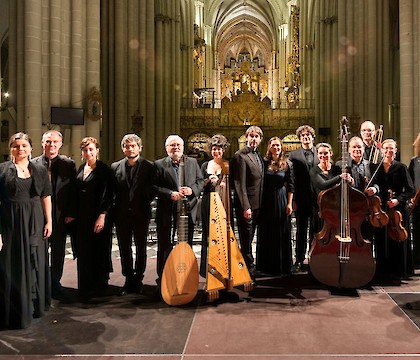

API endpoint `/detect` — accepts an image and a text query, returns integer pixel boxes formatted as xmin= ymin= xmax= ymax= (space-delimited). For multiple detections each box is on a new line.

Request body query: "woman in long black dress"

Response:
xmin=0 ymin=132 xmax=52 ymax=329
xmin=375 ymin=139 xmax=414 ymax=279
xmin=256 ymin=137 xmax=294 ymax=276
xmin=200 ymin=134 xmax=230 ymax=277
xmin=75 ymin=137 xmax=113 ymax=300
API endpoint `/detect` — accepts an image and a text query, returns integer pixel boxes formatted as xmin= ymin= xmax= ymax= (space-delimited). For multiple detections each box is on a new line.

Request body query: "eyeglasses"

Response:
xmin=167 ymin=143 xmax=183 ymax=148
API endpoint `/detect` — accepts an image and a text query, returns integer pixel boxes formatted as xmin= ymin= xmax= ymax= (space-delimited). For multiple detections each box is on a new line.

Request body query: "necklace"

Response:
xmin=14 ymin=162 xmax=30 ymax=177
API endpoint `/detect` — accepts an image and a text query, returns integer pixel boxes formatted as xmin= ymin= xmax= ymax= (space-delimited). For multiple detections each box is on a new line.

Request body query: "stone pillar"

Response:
xmin=399 ymin=0 xmax=417 ymax=162
xmin=24 ymin=0 xmax=43 ymax=154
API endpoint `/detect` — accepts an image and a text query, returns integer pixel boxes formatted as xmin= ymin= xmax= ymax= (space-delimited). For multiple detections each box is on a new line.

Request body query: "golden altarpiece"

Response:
xmin=180 ymin=5 xmax=312 ymax=161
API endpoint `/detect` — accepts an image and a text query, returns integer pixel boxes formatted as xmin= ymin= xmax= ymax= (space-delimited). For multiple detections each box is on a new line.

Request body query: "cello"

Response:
xmin=309 ymin=117 xmax=376 ymax=288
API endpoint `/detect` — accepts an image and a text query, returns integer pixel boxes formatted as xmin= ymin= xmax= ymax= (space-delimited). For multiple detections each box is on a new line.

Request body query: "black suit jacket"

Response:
xmin=231 ymin=146 xmax=264 ymax=211
xmin=153 ymin=155 xmax=203 ymax=225
xmin=288 ymin=147 xmax=319 ymax=212
xmin=111 ymin=156 xmax=155 ymax=225
xmin=32 ymin=154 xmax=77 ymax=225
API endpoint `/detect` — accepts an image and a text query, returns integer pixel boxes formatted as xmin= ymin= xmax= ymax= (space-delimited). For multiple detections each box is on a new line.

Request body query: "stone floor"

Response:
xmin=1 ymin=221 xmax=420 ymax=359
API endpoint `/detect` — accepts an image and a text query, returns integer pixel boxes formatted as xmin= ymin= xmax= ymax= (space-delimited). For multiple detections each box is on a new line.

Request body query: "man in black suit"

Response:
xmin=111 ymin=134 xmax=155 ymax=295
xmin=33 ymin=130 xmax=77 ymax=299
xmin=154 ymin=135 xmax=203 ymax=279
xmin=288 ymin=125 xmax=318 ymax=272
xmin=231 ymin=125 xmax=264 ymax=272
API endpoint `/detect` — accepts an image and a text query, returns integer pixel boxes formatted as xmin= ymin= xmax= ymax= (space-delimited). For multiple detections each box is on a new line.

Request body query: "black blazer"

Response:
xmin=32 ymin=154 xmax=77 ymax=223
xmin=375 ymin=160 xmax=414 ymax=207
xmin=231 ymin=146 xmax=264 ymax=211
xmin=288 ymin=146 xmax=319 ymax=212
xmin=0 ymin=160 xmax=52 ymax=234
xmin=111 ymin=156 xmax=155 ymax=225
xmin=153 ymin=155 xmax=203 ymax=224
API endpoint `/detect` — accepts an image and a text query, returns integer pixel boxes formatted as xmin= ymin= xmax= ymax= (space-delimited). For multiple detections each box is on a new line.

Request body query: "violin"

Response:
xmin=386 ymin=189 xmax=408 ymax=242
xmin=363 ymin=160 xmax=389 ymax=228
xmin=367 ymin=195 xmax=389 ymax=227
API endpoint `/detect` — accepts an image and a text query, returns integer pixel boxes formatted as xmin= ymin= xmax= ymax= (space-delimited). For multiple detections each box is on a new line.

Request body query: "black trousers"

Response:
xmin=236 ymin=207 xmax=260 ymax=269
xmin=115 ymin=213 xmax=150 ymax=281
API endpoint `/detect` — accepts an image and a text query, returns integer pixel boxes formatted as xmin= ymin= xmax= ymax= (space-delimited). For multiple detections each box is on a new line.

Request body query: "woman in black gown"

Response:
xmin=200 ymin=134 xmax=230 ymax=277
xmin=374 ymin=139 xmax=414 ymax=279
xmin=0 ymin=132 xmax=52 ymax=329
xmin=75 ymin=137 xmax=113 ymax=300
xmin=256 ymin=137 xmax=294 ymax=276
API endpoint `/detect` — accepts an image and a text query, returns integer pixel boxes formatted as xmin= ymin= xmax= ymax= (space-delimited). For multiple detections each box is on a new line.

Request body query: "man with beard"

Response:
xmin=111 ymin=134 xmax=155 ymax=295
xmin=154 ymin=135 xmax=203 ymax=280
xmin=231 ymin=126 xmax=264 ymax=273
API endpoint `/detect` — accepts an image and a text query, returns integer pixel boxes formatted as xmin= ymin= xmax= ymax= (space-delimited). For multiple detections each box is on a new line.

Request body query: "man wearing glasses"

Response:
xmin=360 ymin=120 xmax=378 ymax=161
xmin=153 ymin=135 xmax=203 ymax=281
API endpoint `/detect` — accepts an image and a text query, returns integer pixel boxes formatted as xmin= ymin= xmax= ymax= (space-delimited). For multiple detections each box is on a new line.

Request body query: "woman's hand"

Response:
xmin=94 ymin=213 xmax=106 ymax=233
xmin=44 ymin=222 xmax=52 ymax=239
xmin=286 ymin=203 xmax=293 ymax=216
xmin=209 ymin=174 xmax=219 ymax=186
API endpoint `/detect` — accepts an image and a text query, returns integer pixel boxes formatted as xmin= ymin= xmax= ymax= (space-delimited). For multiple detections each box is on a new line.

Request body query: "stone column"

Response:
xmin=399 ymin=0 xmax=417 ymax=162
xmin=24 ymin=0 xmax=43 ymax=154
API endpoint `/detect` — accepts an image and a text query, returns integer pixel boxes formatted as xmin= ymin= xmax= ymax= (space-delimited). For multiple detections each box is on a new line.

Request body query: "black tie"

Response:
xmin=252 ymin=150 xmax=262 ymax=171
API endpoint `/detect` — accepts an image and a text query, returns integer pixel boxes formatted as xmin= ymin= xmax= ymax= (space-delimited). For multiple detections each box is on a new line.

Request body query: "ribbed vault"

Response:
xmin=207 ymin=0 xmax=289 ymax=70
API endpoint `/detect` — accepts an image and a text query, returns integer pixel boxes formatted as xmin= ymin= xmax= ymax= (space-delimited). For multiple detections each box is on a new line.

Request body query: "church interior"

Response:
xmin=1 ymin=0 xmax=420 ymax=359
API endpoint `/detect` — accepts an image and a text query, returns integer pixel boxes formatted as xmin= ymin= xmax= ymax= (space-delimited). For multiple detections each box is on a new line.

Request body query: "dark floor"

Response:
xmin=1 ymin=250 xmax=420 ymax=360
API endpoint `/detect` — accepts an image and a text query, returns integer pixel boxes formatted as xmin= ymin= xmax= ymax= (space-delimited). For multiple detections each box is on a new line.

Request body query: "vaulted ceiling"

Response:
xmin=206 ymin=0 xmax=289 ymax=70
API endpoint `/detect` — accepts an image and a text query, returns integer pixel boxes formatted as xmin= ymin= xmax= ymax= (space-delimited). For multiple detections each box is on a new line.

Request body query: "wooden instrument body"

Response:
xmin=367 ymin=195 xmax=389 ymax=227
xmin=161 ymin=158 xmax=199 ymax=306
xmin=206 ymin=192 xmax=252 ymax=298
xmin=309 ymin=185 xmax=375 ymax=288
xmin=309 ymin=117 xmax=375 ymax=288
xmin=386 ymin=189 xmax=408 ymax=242
xmin=387 ymin=208 xmax=408 ymax=242
xmin=161 ymin=241 xmax=199 ymax=306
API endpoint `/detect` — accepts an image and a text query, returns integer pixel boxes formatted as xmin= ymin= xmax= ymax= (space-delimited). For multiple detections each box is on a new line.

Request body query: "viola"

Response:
xmin=367 ymin=195 xmax=389 ymax=227
xmin=309 ymin=116 xmax=375 ymax=288
xmin=386 ymin=189 xmax=408 ymax=242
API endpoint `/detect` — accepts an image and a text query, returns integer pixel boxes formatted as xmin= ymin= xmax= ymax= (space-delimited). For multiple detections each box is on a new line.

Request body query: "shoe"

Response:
xmin=292 ymin=261 xmax=302 ymax=273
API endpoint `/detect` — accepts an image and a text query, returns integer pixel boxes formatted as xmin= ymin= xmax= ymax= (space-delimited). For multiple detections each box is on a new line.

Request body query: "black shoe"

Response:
xmin=292 ymin=261 xmax=302 ymax=273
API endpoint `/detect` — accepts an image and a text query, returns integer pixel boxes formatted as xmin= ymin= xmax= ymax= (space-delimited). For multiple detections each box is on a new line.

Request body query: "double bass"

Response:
xmin=309 ymin=117 xmax=376 ymax=288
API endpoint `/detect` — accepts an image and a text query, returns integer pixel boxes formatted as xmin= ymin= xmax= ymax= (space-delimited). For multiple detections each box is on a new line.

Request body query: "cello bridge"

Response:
xmin=335 ymin=235 xmax=352 ymax=243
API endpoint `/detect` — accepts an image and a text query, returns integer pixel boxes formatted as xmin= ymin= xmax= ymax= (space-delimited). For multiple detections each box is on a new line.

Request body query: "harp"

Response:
xmin=206 ymin=162 xmax=253 ymax=301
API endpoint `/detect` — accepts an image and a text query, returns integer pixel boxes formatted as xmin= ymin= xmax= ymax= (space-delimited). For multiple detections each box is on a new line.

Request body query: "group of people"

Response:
xmin=0 ymin=123 xmax=419 ymax=330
